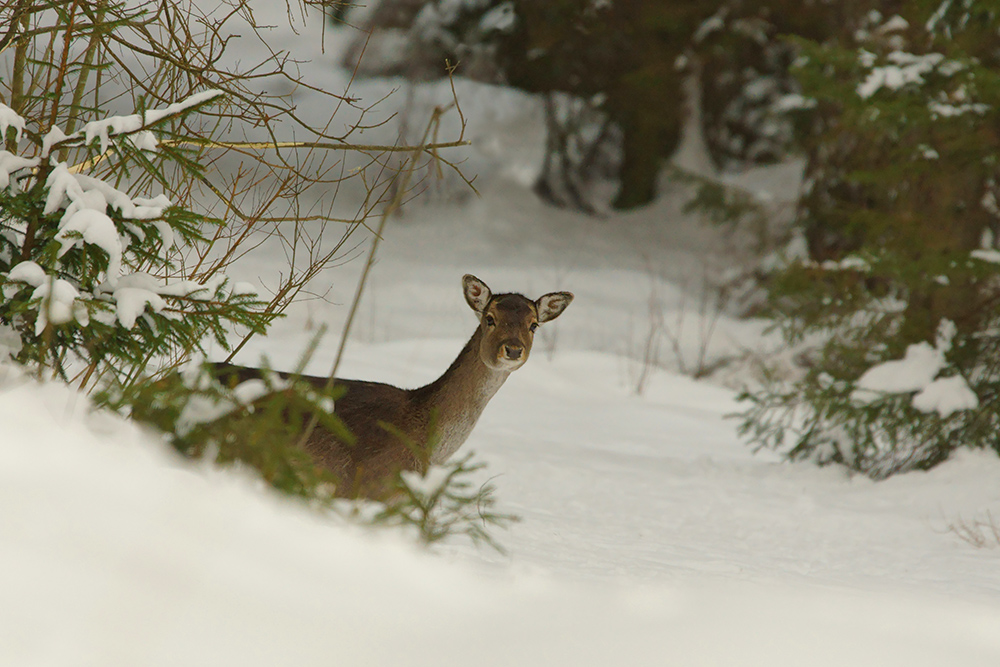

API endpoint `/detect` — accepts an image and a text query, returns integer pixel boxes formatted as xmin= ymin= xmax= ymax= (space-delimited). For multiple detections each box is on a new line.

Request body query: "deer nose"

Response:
xmin=504 ymin=344 xmax=523 ymax=360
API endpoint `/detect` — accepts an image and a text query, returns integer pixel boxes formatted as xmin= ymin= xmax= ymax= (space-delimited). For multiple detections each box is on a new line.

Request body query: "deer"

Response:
xmin=214 ymin=275 xmax=573 ymax=498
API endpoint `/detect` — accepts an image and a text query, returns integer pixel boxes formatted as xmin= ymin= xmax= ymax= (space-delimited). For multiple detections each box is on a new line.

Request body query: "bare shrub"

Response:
xmin=948 ymin=511 xmax=1000 ymax=550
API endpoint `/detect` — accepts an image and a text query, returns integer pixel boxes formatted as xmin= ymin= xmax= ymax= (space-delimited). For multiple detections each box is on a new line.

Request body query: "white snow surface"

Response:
xmin=4 ymin=341 xmax=1000 ymax=665
xmin=5 ymin=5 xmax=1000 ymax=664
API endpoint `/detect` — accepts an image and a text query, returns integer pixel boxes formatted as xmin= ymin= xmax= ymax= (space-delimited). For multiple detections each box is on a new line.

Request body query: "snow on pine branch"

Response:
xmin=0 ymin=152 xmax=39 ymax=190
xmin=0 ymin=90 xmax=266 ymax=341
xmin=856 ymin=51 xmax=948 ymax=99
xmin=108 ymin=272 xmax=245 ymax=330
xmin=0 ymin=102 xmax=25 ymax=145
xmin=41 ymin=162 xmax=171 ymax=290
xmin=851 ymin=319 xmax=979 ymax=418
xmin=41 ymin=89 xmax=225 ymax=157
xmin=4 ymin=261 xmax=88 ymax=334
xmin=854 ymin=50 xmax=990 ymax=119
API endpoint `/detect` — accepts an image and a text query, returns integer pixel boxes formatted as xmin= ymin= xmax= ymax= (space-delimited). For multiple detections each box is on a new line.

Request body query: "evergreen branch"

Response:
xmin=46 ymin=91 xmax=225 ymax=163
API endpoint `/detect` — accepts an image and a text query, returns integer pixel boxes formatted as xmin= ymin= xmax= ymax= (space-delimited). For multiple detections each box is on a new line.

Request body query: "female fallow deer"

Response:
xmin=216 ymin=275 xmax=572 ymax=497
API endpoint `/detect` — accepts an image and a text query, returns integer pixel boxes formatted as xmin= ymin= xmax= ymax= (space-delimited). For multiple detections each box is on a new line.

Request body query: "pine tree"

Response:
xmin=0 ymin=92 xmax=274 ymax=385
xmin=0 ymin=0 xmax=514 ymax=548
xmin=740 ymin=1 xmax=1000 ymax=478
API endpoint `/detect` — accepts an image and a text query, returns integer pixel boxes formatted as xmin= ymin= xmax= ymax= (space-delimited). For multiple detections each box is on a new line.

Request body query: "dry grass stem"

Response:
xmin=949 ymin=511 xmax=1000 ymax=549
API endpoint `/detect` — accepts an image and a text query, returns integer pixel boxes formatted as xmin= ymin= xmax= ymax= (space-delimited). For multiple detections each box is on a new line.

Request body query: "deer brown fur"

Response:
xmin=214 ymin=275 xmax=572 ymax=497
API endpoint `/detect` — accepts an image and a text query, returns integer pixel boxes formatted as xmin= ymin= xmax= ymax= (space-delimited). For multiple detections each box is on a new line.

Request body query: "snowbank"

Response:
xmin=2 ymin=364 xmax=1000 ymax=666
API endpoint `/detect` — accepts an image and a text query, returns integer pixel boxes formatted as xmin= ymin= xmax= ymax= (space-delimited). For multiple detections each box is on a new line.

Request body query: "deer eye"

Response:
xmin=485 ymin=314 xmax=496 ymax=327
xmin=529 ymin=322 xmax=539 ymax=333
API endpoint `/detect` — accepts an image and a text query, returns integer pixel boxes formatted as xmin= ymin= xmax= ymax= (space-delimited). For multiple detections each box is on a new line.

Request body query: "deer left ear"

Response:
xmin=536 ymin=291 xmax=574 ymax=323
xmin=463 ymin=274 xmax=492 ymax=315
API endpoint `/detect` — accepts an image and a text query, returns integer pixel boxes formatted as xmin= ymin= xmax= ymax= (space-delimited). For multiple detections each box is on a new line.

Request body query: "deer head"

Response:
xmin=463 ymin=274 xmax=573 ymax=372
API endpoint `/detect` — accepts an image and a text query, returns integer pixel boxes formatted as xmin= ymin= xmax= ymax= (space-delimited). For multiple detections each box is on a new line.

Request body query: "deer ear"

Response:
xmin=463 ymin=274 xmax=492 ymax=314
xmin=536 ymin=291 xmax=574 ymax=323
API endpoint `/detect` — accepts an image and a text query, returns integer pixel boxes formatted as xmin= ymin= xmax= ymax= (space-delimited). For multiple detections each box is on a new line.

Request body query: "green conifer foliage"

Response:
xmin=0 ymin=92 xmax=275 ymax=385
xmin=740 ymin=1 xmax=1000 ymax=478
xmin=0 ymin=1 xmax=514 ymax=548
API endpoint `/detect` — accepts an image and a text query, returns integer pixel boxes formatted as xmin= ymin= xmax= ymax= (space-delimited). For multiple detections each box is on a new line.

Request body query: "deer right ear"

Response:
xmin=463 ymin=274 xmax=492 ymax=315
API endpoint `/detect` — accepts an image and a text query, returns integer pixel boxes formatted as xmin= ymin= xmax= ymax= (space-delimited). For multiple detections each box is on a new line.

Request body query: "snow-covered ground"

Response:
xmin=5 ymin=326 xmax=1000 ymax=666
xmin=4 ymin=4 xmax=1000 ymax=665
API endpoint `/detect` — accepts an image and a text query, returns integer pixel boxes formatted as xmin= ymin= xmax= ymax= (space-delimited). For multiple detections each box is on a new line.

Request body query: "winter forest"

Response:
xmin=2 ymin=0 xmax=1000 ymax=664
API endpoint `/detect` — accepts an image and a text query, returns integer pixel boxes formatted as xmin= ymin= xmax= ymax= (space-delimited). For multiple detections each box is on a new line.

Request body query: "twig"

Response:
xmin=295 ymin=100 xmax=457 ymax=450
xmin=67 ymin=137 xmax=471 ymax=174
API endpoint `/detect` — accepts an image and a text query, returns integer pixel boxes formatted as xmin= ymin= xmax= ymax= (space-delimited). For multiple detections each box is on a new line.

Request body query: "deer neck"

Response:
xmin=414 ymin=327 xmax=510 ymax=464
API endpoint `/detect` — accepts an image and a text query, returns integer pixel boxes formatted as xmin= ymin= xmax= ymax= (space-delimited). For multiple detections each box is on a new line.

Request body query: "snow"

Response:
xmin=913 ymin=374 xmax=979 ymax=417
xmin=4 ymin=4 xmax=1000 ymax=664
xmin=231 ymin=377 xmax=272 ymax=405
xmin=175 ymin=393 xmax=238 ymax=436
xmin=79 ymin=90 xmax=223 ymax=154
xmin=693 ymin=12 xmax=726 ymax=43
xmin=144 ymin=89 xmax=225 ymax=124
xmin=5 ymin=261 xmax=86 ymax=331
xmin=878 ymin=15 xmax=910 ymax=33
xmin=45 ymin=90 xmax=226 ymax=157
xmin=853 ymin=341 xmax=944 ymax=397
xmin=42 ymin=162 xmax=81 ymax=216
xmin=926 ymin=0 xmax=953 ymax=34
xmin=4 ymin=342 xmax=1000 ymax=665
xmin=108 ymin=272 xmax=237 ymax=327
xmin=28 ymin=276 xmax=84 ymax=333
xmin=820 ymin=255 xmax=870 ymax=271
xmin=82 ymin=113 xmax=145 ymax=154
xmin=851 ymin=320 xmax=979 ymax=418
xmin=6 ymin=260 xmax=47 ymax=288
xmin=0 ymin=102 xmax=25 ymax=145
xmin=857 ymin=51 xmax=946 ymax=99
xmin=851 ymin=321 xmax=974 ymax=416
xmin=972 ymin=248 xmax=1000 ymax=263
xmin=55 ymin=208 xmax=124 ymax=280
xmin=929 ymin=100 xmax=990 ymax=118
xmin=0 ymin=150 xmax=38 ymax=190
xmin=479 ymin=2 xmax=515 ymax=32
xmin=40 ymin=125 xmax=70 ymax=158
xmin=112 ymin=286 xmax=166 ymax=328
xmin=920 ymin=144 xmax=940 ymax=159
xmin=128 ymin=130 xmax=160 ymax=152
xmin=772 ymin=93 xmax=817 ymax=112
xmin=72 ymin=174 xmax=170 ymax=220
xmin=400 ymin=465 xmax=454 ymax=497
xmin=231 ymin=281 xmax=260 ymax=297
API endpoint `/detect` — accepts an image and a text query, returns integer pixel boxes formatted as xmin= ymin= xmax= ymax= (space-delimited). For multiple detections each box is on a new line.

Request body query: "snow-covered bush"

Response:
xmin=102 ymin=361 xmax=515 ymax=550
xmin=0 ymin=95 xmax=273 ymax=383
xmin=99 ymin=359 xmax=347 ymax=497
xmin=367 ymin=421 xmax=516 ymax=551
xmin=382 ymin=453 xmax=515 ymax=553
xmin=739 ymin=3 xmax=1000 ymax=478
xmin=0 ymin=0 xmax=508 ymax=548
